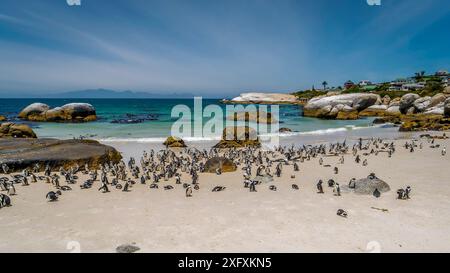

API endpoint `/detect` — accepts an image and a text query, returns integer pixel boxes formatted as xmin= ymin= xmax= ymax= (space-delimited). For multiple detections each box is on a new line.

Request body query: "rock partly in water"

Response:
xmin=278 ymin=127 xmax=293 ymax=133
xmin=204 ymin=157 xmax=237 ymax=173
xmin=0 ymin=123 xmax=37 ymax=138
xmin=303 ymin=93 xmax=380 ymax=119
xmin=0 ymin=115 xmax=6 ymax=122
xmin=353 ymin=175 xmax=390 ymax=195
xmin=0 ymin=138 xmax=122 ymax=172
xmin=163 ymin=136 xmax=187 ymax=148
xmin=19 ymin=103 xmax=97 ymax=122
xmin=226 ymin=110 xmax=277 ymax=124
xmin=399 ymin=93 xmax=420 ymax=114
xmin=213 ymin=126 xmax=261 ymax=148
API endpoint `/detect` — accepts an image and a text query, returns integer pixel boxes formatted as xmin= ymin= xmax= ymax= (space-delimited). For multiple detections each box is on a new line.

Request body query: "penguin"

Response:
xmin=60 ymin=186 xmax=72 ymax=191
xmin=98 ymin=182 xmax=110 ymax=193
xmin=334 ymin=183 xmax=341 ymax=196
xmin=212 ymin=186 xmax=226 ymax=192
xmin=269 ymin=185 xmax=277 ymax=191
xmin=348 ymin=178 xmax=356 ymax=189
xmin=404 ymin=186 xmax=411 ymax=199
xmin=164 ymin=185 xmax=174 ymax=190
xmin=373 ymin=188 xmax=381 ymax=198
xmin=194 ymin=184 xmax=200 ymax=190
xmin=327 ymin=179 xmax=335 ymax=187
xmin=337 ymin=209 xmax=348 ymax=218
xmin=317 ymin=180 xmax=324 ymax=194
xmin=334 ymin=167 xmax=338 ymax=174
xmin=122 ymin=180 xmax=130 ymax=192
xmin=46 ymin=191 xmax=61 ymax=202
xmin=7 ymin=183 xmax=16 ymax=196
xmin=396 ymin=189 xmax=405 ymax=199
xmin=149 ymin=183 xmax=158 ymax=189
xmin=442 ymin=147 xmax=446 ymax=156
xmin=0 ymin=194 xmax=11 ymax=208
xmin=292 ymin=184 xmax=299 ymax=190
xmin=185 ymin=185 xmax=192 ymax=197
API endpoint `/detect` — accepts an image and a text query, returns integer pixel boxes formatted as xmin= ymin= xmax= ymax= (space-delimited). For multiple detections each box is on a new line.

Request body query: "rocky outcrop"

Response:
xmin=445 ymin=98 xmax=450 ymax=118
xmin=0 ymin=123 xmax=37 ymax=138
xmin=358 ymin=105 xmax=388 ymax=117
xmin=0 ymin=138 xmax=122 ymax=172
xmin=163 ymin=136 xmax=187 ymax=148
xmin=18 ymin=103 xmax=97 ymax=122
xmin=278 ymin=127 xmax=293 ymax=133
xmin=399 ymin=114 xmax=450 ymax=132
xmin=303 ymin=93 xmax=380 ymax=119
xmin=399 ymin=93 xmax=420 ymax=114
xmin=204 ymin=157 xmax=237 ymax=173
xmin=225 ymin=93 xmax=298 ymax=104
xmin=353 ymin=174 xmax=390 ymax=195
xmin=0 ymin=115 xmax=6 ymax=122
xmin=226 ymin=110 xmax=277 ymax=124
xmin=213 ymin=126 xmax=261 ymax=148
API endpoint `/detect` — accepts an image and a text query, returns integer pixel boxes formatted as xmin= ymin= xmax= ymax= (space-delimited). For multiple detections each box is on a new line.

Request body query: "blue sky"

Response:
xmin=0 ymin=0 xmax=449 ymax=97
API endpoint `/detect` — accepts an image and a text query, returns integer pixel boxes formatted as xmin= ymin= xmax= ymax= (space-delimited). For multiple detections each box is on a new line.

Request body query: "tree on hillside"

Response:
xmin=415 ymin=71 xmax=426 ymax=81
xmin=322 ymin=81 xmax=328 ymax=90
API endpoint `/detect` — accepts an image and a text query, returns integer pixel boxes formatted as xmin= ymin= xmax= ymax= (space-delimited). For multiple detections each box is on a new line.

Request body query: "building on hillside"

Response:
xmin=358 ymin=80 xmax=372 ymax=86
xmin=435 ymin=70 xmax=448 ymax=77
xmin=344 ymin=80 xmax=355 ymax=90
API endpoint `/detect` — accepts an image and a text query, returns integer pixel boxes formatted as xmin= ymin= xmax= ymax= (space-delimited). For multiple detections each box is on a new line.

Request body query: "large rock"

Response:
xmin=382 ymin=95 xmax=391 ymax=105
xmin=413 ymin=96 xmax=431 ymax=113
xmin=353 ymin=175 xmax=390 ymax=195
xmin=303 ymin=93 xmax=380 ymax=119
xmin=0 ymin=138 xmax=122 ymax=172
xmin=18 ymin=103 xmax=97 ymax=122
xmin=204 ymin=157 xmax=237 ymax=173
xmin=163 ymin=136 xmax=187 ymax=148
xmin=358 ymin=105 xmax=388 ymax=117
xmin=385 ymin=105 xmax=401 ymax=116
xmin=0 ymin=123 xmax=37 ymax=138
xmin=445 ymin=98 xmax=450 ymax=118
xmin=424 ymin=104 xmax=445 ymax=115
xmin=226 ymin=110 xmax=277 ymax=124
xmin=227 ymin=93 xmax=298 ymax=104
xmin=0 ymin=115 xmax=6 ymax=122
xmin=399 ymin=93 xmax=420 ymax=114
xmin=429 ymin=93 xmax=447 ymax=108
xmin=213 ymin=126 xmax=261 ymax=148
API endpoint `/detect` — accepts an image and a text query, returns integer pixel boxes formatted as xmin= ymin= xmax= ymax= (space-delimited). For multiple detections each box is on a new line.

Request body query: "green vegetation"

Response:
xmin=291 ymin=89 xmax=327 ymax=99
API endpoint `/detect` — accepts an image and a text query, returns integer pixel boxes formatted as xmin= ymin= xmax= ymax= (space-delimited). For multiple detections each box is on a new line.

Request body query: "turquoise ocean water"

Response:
xmin=0 ymin=98 xmax=401 ymax=147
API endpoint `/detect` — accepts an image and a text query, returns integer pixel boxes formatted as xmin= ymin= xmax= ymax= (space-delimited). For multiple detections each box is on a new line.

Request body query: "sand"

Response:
xmin=1 ymin=135 xmax=450 ymax=253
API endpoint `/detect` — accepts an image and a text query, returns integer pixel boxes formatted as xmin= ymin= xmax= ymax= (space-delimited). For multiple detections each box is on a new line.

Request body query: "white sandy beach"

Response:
xmin=1 ymin=134 xmax=450 ymax=253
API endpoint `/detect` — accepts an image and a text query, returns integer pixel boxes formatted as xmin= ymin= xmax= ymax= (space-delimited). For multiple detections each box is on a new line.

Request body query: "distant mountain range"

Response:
xmin=0 ymin=89 xmax=199 ymax=99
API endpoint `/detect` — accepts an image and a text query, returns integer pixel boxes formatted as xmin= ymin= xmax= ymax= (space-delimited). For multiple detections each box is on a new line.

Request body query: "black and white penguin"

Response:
xmin=149 ymin=183 xmax=158 ymax=189
xmin=292 ymin=184 xmax=299 ymax=190
xmin=185 ymin=185 xmax=192 ymax=197
xmin=164 ymin=185 xmax=174 ymax=190
xmin=212 ymin=186 xmax=226 ymax=192
xmin=46 ymin=191 xmax=61 ymax=202
xmin=373 ymin=188 xmax=381 ymax=198
xmin=317 ymin=180 xmax=324 ymax=194
xmin=7 ymin=183 xmax=16 ymax=196
xmin=0 ymin=193 xmax=12 ymax=208
xmin=337 ymin=209 xmax=348 ymax=218
xmin=269 ymin=185 xmax=277 ymax=191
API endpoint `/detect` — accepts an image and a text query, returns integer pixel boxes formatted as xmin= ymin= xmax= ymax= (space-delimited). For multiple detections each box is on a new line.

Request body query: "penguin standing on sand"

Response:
xmin=317 ymin=180 xmax=324 ymax=194
xmin=0 ymin=193 xmax=11 ymax=208
xmin=7 ymin=183 xmax=16 ymax=196
xmin=185 ymin=185 xmax=192 ymax=197
xmin=442 ymin=147 xmax=446 ymax=156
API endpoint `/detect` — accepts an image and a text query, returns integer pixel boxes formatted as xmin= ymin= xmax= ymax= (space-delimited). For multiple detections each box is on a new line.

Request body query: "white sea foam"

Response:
xmin=98 ymin=124 xmax=379 ymax=143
